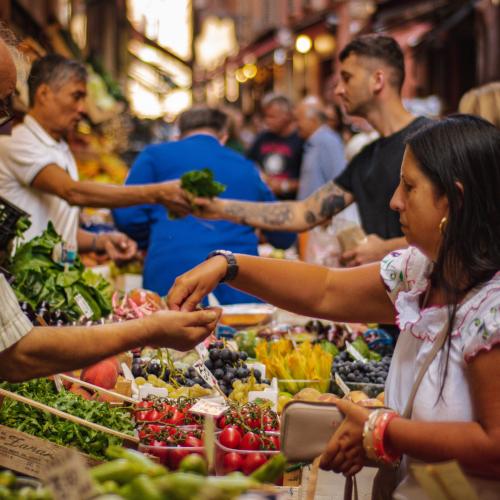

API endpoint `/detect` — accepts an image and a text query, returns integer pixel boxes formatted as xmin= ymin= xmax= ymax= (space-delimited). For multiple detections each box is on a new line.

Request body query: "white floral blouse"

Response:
xmin=380 ymin=247 xmax=500 ymax=499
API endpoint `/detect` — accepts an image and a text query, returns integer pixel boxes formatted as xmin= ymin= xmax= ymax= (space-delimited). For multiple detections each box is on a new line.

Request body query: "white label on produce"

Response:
xmin=74 ymin=293 xmax=94 ymax=319
xmin=195 ymin=342 xmax=209 ymax=360
xmin=334 ymin=373 xmax=350 ymax=397
xmin=192 ymin=359 xmax=219 ymax=389
xmin=345 ymin=341 xmax=367 ymax=363
xmin=189 ymin=399 xmax=228 ymax=417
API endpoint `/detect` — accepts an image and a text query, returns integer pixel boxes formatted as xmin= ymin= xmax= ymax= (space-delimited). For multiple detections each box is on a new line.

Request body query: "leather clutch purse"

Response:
xmin=280 ymin=400 xmax=344 ymax=462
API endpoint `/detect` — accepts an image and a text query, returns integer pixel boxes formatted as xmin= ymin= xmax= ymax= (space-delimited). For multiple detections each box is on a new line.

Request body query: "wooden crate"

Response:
xmin=0 ymin=424 xmax=100 ymax=478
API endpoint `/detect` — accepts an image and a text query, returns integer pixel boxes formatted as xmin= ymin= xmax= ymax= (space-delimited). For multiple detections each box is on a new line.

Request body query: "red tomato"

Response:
xmin=136 ymin=400 xmax=154 ymax=409
xmin=163 ymin=408 xmax=186 ymax=426
xmin=219 ymin=426 xmax=242 ymax=450
xmin=239 ymin=432 xmax=261 ymax=451
xmin=134 ymin=410 xmax=150 ymax=421
xmin=247 ymin=417 xmax=261 ymax=430
xmin=182 ymin=435 xmax=203 ymax=448
xmin=145 ymin=409 xmax=165 ymax=422
xmin=223 ymin=452 xmax=243 ymax=473
xmin=242 ymin=453 xmax=267 ymax=475
xmin=263 ymin=415 xmax=279 ymax=431
xmin=261 ymin=435 xmax=280 ymax=451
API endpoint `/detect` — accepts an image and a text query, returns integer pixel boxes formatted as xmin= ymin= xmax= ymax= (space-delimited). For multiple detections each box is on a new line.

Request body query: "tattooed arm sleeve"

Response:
xmin=215 ymin=181 xmax=354 ymax=232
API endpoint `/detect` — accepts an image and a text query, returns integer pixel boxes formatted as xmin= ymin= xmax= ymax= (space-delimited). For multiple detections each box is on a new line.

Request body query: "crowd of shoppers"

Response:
xmin=1 ymin=20 xmax=500 ymax=500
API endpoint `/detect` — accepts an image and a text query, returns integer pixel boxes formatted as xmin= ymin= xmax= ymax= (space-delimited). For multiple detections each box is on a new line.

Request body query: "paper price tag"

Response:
xmin=74 ymin=293 xmax=93 ymax=319
xmin=42 ymin=448 xmax=95 ymax=500
xmin=189 ymin=399 xmax=228 ymax=417
xmin=334 ymin=373 xmax=350 ymax=397
xmin=345 ymin=341 xmax=367 ymax=363
xmin=192 ymin=359 xmax=219 ymax=389
xmin=195 ymin=342 xmax=209 ymax=360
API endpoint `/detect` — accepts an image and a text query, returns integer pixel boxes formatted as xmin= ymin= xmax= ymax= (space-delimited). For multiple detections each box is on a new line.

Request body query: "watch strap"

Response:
xmin=206 ymin=250 xmax=238 ymax=282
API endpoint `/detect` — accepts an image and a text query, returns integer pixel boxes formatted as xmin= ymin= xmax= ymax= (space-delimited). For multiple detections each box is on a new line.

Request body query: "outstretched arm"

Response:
xmin=168 ymin=254 xmax=395 ymax=324
xmin=0 ymin=309 xmax=220 ymax=382
xmin=194 ymin=181 xmax=355 ymax=232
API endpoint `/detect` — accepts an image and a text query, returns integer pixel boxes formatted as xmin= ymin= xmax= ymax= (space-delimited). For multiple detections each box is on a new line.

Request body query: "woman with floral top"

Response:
xmin=167 ymin=114 xmax=500 ymax=498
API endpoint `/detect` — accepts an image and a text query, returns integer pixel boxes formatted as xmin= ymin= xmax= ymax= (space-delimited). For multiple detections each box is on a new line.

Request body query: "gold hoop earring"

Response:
xmin=439 ymin=217 xmax=448 ymax=235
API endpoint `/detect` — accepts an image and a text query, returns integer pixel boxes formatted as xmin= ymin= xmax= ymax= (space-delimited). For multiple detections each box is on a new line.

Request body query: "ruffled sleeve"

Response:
xmin=380 ymin=247 xmax=430 ymax=304
xmin=462 ymin=288 xmax=500 ymax=363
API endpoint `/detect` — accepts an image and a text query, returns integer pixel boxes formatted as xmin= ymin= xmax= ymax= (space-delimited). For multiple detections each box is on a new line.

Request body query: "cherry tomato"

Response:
xmin=134 ymin=410 xmax=150 ymax=421
xmin=239 ymin=432 xmax=261 ymax=451
xmin=136 ymin=400 xmax=154 ymax=409
xmin=261 ymin=435 xmax=280 ymax=451
xmin=219 ymin=426 xmax=242 ymax=450
xmin=183 ymin=435 xmax=203 ymax=448
xmin=163 ymin=408 xmax=186 ymax=426
xmin=242 ymin=453 xmax=267 ymax=475
xmin=247 ymin=417 xmax=261 ymax=430
xmin=223 ymin=452 xmax=243 ymax=473
xmin=145 ymin=409 xmax=165 ymax=422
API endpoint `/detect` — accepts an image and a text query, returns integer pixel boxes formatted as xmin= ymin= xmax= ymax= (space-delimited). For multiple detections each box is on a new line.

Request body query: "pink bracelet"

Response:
xmin=373 ymin=411 xmax=400 ymax=464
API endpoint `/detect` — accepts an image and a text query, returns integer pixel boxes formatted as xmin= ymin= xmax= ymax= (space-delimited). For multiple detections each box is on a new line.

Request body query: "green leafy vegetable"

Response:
xmin=8 ymin=222 xmax=112 ymax=320
xmin=181 ymin=168 xmax=226 ymax=198
xmin=0 ymin=379 xmax=134 ymax=460
xmin=14 ymin=215 xmax=31 ymax=238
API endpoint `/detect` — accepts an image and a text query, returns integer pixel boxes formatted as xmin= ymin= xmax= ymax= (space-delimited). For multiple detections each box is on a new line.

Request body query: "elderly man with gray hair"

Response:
xmin=294 ymin=96 xmax=346 ymax=200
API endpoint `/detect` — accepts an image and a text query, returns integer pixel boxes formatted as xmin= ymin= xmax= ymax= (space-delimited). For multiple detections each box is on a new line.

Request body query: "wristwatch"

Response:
xmin=206 ymin=250 xmax=239 ymax=282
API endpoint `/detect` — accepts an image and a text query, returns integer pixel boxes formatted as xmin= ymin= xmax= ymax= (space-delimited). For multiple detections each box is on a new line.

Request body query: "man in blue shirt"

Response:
xmin=113 ymin=107 xmax=295 ymax=304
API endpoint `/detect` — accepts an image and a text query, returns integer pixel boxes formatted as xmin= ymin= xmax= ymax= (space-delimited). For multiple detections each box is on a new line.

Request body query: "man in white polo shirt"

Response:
xmin=0 ymin=54 xmax=191 ymax=259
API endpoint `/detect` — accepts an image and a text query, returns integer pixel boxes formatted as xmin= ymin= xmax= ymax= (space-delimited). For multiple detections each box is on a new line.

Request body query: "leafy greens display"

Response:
xmin=8 ymin=222 xmax=112 ymax=320
xmin=0 ymin=379 xmax=134 ymax=459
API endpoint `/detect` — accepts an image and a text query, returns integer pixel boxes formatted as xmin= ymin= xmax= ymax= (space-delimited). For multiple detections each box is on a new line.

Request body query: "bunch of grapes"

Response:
xmin=332 ymin=351 xmax=392 ymax=384
xmin=205 ymin=341 xmax=267 ymax=396
xmin=19 ymin=300 xmax=70 ymax=326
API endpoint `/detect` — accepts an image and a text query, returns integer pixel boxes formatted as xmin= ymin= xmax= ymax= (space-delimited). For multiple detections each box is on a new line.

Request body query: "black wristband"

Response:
xmin=206 ymin=250 xmax=239 ymax=282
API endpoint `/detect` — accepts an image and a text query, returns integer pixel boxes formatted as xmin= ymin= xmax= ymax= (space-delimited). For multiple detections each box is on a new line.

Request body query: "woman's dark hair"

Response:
xmin=406 ymin=114 xmax=500 ymax=397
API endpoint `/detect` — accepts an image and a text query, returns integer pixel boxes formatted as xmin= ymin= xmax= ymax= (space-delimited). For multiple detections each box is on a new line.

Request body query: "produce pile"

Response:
xmin=0 ymin=379 xmax=134 ymax=459
xmin=8 ymin=223 xmax=112 ymax=322
xmin=96 ymin=445 xmax=286 ymax=499
xmin=0 ymin=446 xmax=287 ymax=500
xmin=332 ymin=351 xmax=392 ymax=385
xmin=204 ymin=341 xmax=268 ymax=397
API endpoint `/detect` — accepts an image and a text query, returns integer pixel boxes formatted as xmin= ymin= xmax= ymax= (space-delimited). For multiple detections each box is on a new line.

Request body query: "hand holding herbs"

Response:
xmin=170 ymin=168 xmax=226 ymax=219
xmin=0 ymin=379 xmax=134 ymax=460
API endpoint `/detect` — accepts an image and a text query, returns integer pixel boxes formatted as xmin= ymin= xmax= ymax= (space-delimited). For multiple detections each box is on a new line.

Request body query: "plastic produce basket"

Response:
xmin=139 ymin=442 xmax=205 ymax=470
xmin=215 ymin=433 xmax=280 ymax=477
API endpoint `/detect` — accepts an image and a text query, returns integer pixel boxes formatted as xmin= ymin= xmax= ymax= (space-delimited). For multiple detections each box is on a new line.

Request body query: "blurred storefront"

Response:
xmin=192 ymin=0 xmax=500 ymax=114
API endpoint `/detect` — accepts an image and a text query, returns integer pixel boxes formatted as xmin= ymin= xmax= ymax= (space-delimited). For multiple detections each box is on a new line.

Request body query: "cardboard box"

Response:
xmin=0 ymin=425 xmax=100 ymax=478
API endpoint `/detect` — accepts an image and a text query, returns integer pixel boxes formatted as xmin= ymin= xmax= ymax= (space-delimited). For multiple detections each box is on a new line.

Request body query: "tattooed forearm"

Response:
xmin=319 ymin=194 xmax=347 ymax=218
xmin=303 ymin=182 xmax=352 ymax=224
xmin=222 ymin=201 xmax=295 ymax=229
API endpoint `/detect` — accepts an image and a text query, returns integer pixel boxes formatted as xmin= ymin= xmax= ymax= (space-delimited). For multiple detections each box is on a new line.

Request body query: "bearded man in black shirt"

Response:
xmin=194 ymin=35 xmax=429 ymax=267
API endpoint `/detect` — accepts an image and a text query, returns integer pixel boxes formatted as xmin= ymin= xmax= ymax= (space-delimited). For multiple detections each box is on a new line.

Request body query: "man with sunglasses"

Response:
xmin=0 ymin=33 xmax=220 ymax=382
xmin=0 ymin=54 xmax=192 ymax=260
